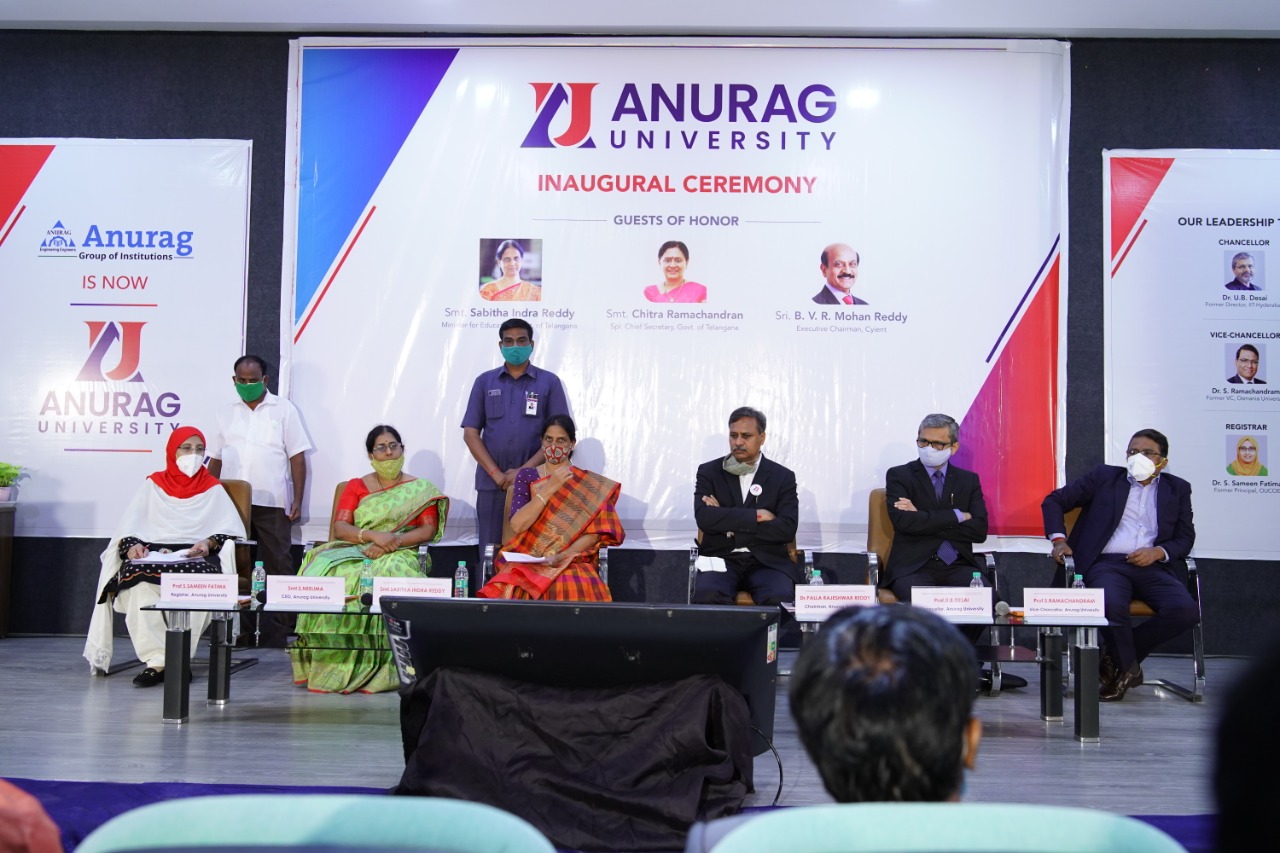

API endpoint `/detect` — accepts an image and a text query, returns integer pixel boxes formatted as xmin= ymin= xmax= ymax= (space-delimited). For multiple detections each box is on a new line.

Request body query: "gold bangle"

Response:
xmin=358 ymin=529 xmax=365 ymax=544
xmin=536 ymin=493 xmax=547 ymax=505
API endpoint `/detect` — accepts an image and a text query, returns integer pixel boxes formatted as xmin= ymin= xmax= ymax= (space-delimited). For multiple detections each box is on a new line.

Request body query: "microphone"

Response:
xmin=360 ymin=592 xmax=374 ymax=607
xmin=255 ymin=590 xmax=267 ymax=604
xmin=994 ymin=601 xmax=1010 ymax=617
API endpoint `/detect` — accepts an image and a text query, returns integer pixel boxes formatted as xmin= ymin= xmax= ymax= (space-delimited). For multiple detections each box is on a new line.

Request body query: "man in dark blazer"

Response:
xmin=883 ymin=414 xmax=990 ymax=601
xmin=1042 ymin=427 xmax=1198 ymax=701
xmin=1226 ymin=343 xmax=1266 ymax=384
xmin=811 ymin=242 xmax=869 ymax=305
xmin=693 ymin=406 xmax=801 ymax=605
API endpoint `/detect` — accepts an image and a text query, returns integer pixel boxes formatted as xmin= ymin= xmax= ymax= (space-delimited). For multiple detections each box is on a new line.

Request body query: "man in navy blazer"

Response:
xmin=693 ymin=406 xmax=801 ymax=605
xmin=1042 ymin=428 xmax=1198 ymax=701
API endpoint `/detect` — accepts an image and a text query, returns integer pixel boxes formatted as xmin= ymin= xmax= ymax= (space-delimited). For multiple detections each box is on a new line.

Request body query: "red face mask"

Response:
xmin=543 ymin=444 xmax=570 ymax=464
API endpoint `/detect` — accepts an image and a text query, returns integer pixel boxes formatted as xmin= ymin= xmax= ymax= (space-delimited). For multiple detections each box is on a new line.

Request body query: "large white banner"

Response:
xmin=0 ymin=140 xmax=251 ymax=537
xmin=285 ymin=38 xmax=1070 ymax=549
xmin=1105 ymin=149 xmax=1280 ymax=560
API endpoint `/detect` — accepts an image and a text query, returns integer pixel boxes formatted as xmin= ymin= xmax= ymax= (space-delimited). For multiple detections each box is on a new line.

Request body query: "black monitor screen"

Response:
xmin=381 ymin=598 xmax=780 ymax=752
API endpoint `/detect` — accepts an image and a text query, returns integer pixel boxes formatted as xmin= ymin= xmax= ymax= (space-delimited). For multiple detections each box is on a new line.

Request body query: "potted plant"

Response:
xmin=0 ymin=462 xmax=20 ymax=502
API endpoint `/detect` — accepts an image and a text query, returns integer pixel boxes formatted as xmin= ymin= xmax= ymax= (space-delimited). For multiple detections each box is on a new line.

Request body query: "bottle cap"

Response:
xmin=812 ymin=569 xmax=822 ymax=577
xmin=972 ymin=571 xmax=981 ymax=577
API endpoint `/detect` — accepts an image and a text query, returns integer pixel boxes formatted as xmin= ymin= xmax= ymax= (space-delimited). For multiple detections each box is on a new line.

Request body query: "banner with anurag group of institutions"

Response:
xmin=1105 ymin=149 xmax=1280 ymax=560
xmin=283 ymin=38 xmax=1070 ymax=549
xmin=0 ymin=140 xmax=251 ymax=537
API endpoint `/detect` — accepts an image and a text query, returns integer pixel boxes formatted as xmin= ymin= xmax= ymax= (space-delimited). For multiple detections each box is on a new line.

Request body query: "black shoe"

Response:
xmin=1100 ymin=654 xmax=1119 ymax=689
xmin=1101 ymin=669 xmax=1141 ymax=702
xmin=133 ymin=667 xmax=164 ymax=688
xmin=977 ymin=669 xmax=1029 ymax=691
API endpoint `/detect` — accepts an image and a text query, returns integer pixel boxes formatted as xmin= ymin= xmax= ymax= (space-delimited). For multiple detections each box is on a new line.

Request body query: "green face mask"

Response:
xmin=500 ymin=345 xmax=533 ymax=366
xmin=235 ymin=382 xmax=265 ymax=403
xmin=370 ymin=456 xmax=405 ymax=481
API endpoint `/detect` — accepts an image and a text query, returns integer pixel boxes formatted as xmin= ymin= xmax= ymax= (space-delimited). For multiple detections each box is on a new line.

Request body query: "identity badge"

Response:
xmin=525 ymin=391 xmax=539 ymax=416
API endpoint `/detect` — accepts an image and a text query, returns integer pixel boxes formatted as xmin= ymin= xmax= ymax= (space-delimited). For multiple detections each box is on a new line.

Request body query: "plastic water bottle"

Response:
xmin=809 ymin=569 xmax=824 ymax=586
xmin=250 ymin=560 xmax=267 ymax=603
xmin=1072 ymin=573 xmax=1086 ymax=589
xmin=969 ymin=571 xmax=984 ymax=588
xmin=453 ymin=560 xmax=469 ymax=598
xmin=358 ymin=558 xmax=375 ymax=604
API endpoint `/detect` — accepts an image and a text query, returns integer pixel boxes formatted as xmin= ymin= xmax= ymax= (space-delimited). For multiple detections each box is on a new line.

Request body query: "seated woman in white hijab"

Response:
xmin=84 ymin=426 xmax=246 ymax=687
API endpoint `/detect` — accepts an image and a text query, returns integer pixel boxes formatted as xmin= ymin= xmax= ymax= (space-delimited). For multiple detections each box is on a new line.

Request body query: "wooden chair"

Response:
xmin=219 ymin=478 xmax=254 ymax=592
xmin=867 ymin=488 xmax=998 ymax=604
xmin=305 ymin=480 xmax=433 ymax=575
xmin=1058 ymin=507 xmax=1205 ymax=702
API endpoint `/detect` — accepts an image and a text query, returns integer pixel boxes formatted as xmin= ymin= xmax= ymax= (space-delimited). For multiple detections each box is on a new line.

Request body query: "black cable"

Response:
xmin=751 ymin=724 xmax=785 ymax=806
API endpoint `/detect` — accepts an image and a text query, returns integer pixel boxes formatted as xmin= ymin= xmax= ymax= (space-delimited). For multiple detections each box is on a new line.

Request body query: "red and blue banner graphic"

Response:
xmin=0 ymin=140 xmax=251 ymax=537
xmin=1105 ymin=149 xmax=1280 ymax=559
xmin=284 ymin=39 xmax=1069 ymax=549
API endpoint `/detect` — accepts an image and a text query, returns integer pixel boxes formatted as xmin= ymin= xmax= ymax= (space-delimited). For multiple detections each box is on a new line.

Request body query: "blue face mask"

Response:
xmin=501 ymin=344 xmax=533 ymax=366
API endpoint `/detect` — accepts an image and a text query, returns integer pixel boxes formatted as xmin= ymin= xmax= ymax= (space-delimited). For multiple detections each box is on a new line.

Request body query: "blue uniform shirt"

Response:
xmin=461 ymin=363 xmax=569 ymax=491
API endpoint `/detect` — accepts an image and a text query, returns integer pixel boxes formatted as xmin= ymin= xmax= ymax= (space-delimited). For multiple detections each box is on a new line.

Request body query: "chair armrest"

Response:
xmin=867 ymin=552 xmax=880 ymax=587
xmin=599 ymin=548 xmax=609 ymax=585
xmin=1062 ymin=554 xmax=1076 ymax=586
xmin=235 ymin=538 xmax=258 ymax=547
xmin=976 ymin=552 xmax=998 ymax=596
xmin=688 ymin=546 xmax=699 ymax=603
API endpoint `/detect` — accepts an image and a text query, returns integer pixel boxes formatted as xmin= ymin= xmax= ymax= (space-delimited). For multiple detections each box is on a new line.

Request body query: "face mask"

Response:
xmin=544 ymin=444 xmax=570 ymax=464
xmin=235 ymin=382 xmax=265 ymax=403
xmin=918 ymin=445 xmax=952 ymax=468
xmin=176 ymin=454 xmax=203 ymax=477
xmin=1126 ymin=452 xmax=1157 ymax=481
xmin=501 ymin=345 xmax=533 ymax=366
xmin=370 ymin=456 xmax=405 ymax=480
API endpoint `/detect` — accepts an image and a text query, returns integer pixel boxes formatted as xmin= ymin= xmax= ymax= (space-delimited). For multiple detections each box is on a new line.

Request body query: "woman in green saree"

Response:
xmin=291 ymin=425 xmax=449 ymax=693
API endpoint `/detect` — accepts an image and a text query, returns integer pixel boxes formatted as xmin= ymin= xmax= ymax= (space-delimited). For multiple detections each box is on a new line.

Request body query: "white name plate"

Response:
xmin=913 ymin=586 xmax=993 ymax=624
xmin=1023 ymin=587 xmax=1108 ymax=625
xmin=794 ymin=585 xmax=878 ymax=622
xmin=159 ymin=573 xmax=238 ymax=608
xmin=268 ymin=576 xmax=347 ymax=611
xmin=370 ymin=576 xmax=452 ymax=613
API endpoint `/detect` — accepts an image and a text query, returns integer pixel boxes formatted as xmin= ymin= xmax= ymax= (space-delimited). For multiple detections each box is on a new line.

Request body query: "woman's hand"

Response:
xmin=545 ymin=551 xmax=574 ymax=570
xmin=549 ymin=465 xmax=573 ymax=488
xmin=127 ymin=542 xmax=149 ymax=560
xmin=367 ymin=530 xmax=398 ymax=551
xmin=362 ymin=543 xmax=389 ymax=560
xmin=187 ymin=539 xmax=212 ymax=559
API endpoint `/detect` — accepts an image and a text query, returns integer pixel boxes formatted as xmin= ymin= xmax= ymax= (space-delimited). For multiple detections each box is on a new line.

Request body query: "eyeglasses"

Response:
xmin=916 ymin=438 xmax=953 ymax=451
xmin=371 ymin=442 xmax=402 ymax=454
xmin=1125 ymin=448 xmax=1164 ymax=460
xmin=1237 ymin=358 xmax=1259 ymax=365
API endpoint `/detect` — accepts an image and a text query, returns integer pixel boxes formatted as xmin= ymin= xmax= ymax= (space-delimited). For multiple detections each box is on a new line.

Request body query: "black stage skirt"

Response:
xmin=395 ymin=667 xmax=754 ymax=852
xmin=98 ymin=541 xmax=221 ymax=603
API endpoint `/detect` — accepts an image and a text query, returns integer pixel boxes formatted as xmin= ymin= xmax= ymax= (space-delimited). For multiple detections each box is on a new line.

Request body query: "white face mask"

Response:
xmin=1126 ymin=452 xmax=1157 ymax=481
xmin=176 ymin=453 xmax=204 ymax=477
xmin=918 ymin=445 xmax=953 ymax=468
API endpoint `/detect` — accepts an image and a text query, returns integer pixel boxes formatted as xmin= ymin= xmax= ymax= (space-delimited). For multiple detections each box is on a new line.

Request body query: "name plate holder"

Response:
xmin=159 ymin=573 xmax=238 ymax=609
xmin=370 ymin=577 xmax=452 ymax=614
xmin=913 ymin=586 xmax=993 ymax=624
xmin=794 ymin=584 xmax=878 ymax=622
xmin=1022 ymin=587 xmax=1108 ymax=625
xmin=268 ymin=576 xmax=347 ymax=611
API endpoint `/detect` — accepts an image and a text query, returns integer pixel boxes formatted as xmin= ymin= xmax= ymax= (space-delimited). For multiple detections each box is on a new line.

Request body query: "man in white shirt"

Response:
xmin=208 ymin=355 xmax=312 ymax=646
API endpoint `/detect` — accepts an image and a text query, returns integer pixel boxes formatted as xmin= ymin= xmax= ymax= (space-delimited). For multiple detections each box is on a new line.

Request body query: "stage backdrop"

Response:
xmin=1104 ymin=149 xmax=1280 ymax=560
xmin=0 ymin=139 xmax=251 ymax=537
xmin=283 ymin=38 xmax=1070 ymax=550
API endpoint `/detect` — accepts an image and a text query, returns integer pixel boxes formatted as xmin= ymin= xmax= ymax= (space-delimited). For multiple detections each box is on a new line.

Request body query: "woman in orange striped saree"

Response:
xmin=478 ymin=414 xmax=624 ymax=601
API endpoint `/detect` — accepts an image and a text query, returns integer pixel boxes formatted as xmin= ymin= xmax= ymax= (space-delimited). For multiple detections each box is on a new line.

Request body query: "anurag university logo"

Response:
xmin=76 ymin=321 xmax=146 ymax=382
xmin=521 ymin=83 xmax=599 ymax=149
xmin=38 ymin=220 xmax=77 ymax=257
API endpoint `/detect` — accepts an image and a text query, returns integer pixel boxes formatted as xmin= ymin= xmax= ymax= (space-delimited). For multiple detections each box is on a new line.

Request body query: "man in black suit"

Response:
xmin=1042 ymin=428 xmax=1198 ymax=701
xmin=1226 ymin=343 xmax=1266 ymax=384
xmin=883 ymin=413 xmax=990 ymax=603
xmin=882 ymin=413 xmax=1023 ymax=689
xmin=812 ymin=243 xmax=869 ymax=305
xmin=1224 ymin=252 xmax=1261 ymax=291
xmin=692 ymin=407 xmax=800 ymax=606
